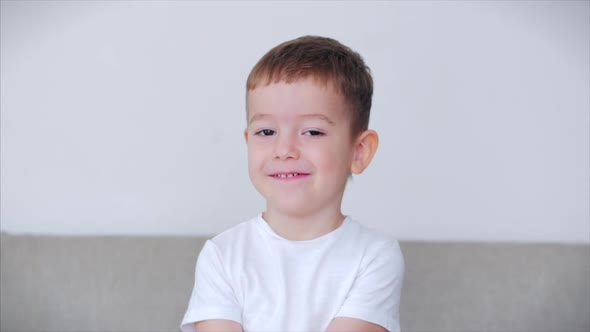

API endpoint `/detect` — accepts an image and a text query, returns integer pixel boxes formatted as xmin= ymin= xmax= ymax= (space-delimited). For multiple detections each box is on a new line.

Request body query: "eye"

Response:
xmin=255 ymin=129 xmax=276 ymax=136
xmin=304 ymin=130 xmax=325 ymax=136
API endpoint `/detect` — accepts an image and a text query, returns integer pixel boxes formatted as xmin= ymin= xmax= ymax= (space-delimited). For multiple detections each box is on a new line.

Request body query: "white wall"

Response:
xmin=1 ymin=1 xmax=588 ymax=243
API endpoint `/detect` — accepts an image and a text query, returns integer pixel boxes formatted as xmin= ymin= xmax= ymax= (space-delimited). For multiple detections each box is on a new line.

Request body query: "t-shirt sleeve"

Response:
xmin=180 ymin=240 xmax=242 ymax=332
xmin=335 ymin=239 xmax=405 ymax=332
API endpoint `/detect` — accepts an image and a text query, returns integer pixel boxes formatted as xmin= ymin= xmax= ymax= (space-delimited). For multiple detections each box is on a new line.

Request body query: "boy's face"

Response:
xmin=245 ymin=78 xmax=356 ymax=219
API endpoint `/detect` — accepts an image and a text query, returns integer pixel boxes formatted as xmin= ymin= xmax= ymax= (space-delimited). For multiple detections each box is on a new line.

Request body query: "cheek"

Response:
xmin=311 ymin=146 xmax=352 ymax=171
xmin=247 ymin=145 xmax=265 ymax=170
xmin=333 ymin=148 xmax=355 ymax=176
xmin=247 ymin=153 xmax=261 ymax=183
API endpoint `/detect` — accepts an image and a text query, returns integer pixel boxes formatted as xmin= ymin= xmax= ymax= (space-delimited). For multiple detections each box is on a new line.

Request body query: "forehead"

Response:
xmin=246 ymin=78 xmax=349 ymax=121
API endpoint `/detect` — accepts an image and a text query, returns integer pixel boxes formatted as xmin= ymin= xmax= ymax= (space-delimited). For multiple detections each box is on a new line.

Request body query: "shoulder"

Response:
xmin=200 ymin=215 xmax=264 ymax=261
xmin=208 ymin=215 xmax=259 ymax=245
xmin=344 ymin=218 xmax=404 ymax=270
xmin=344 ymin=218 xmax=403 ymax=253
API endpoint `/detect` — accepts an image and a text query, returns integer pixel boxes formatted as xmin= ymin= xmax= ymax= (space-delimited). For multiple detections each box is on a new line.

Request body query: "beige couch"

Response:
xmin=1 ymin=232 xmax=588 ymax=331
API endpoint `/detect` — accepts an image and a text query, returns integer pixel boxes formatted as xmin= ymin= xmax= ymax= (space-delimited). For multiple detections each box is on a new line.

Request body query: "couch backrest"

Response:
xmin=1 ymin=233 xmax=588 ymax=331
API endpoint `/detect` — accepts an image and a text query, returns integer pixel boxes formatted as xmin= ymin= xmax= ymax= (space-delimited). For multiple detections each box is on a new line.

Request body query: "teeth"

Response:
xmin=275 ymin=173 xmax=299 ymax=178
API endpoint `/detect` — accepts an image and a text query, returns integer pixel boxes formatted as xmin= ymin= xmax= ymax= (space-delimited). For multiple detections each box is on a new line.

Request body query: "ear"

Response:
xmin=350 ymin=130 xmax=379 ymax=174
xmin=244 ymin=128 xmax=249 ymax=144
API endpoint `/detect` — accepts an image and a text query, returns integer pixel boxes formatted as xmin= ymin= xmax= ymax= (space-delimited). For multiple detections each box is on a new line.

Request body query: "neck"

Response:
xmin=262 ymin=207 xmax=345 ymax=241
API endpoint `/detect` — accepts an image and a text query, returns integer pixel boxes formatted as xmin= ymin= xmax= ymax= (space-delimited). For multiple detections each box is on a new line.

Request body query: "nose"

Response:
xmin=273 ymin=133 xmax=299 ymax=160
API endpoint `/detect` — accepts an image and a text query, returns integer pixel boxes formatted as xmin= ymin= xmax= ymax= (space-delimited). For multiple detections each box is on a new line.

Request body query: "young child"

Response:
xmin=181 ymin=36 xmax=404 ymax=332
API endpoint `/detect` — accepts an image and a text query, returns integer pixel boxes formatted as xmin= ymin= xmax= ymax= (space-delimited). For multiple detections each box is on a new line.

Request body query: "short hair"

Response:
xmin=246 ymin=36 xmax=373 ymax=137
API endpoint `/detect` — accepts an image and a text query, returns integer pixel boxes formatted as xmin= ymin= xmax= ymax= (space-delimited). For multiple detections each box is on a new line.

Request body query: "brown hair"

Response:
xmin=246 ymin=36 xmax=373 ymax=137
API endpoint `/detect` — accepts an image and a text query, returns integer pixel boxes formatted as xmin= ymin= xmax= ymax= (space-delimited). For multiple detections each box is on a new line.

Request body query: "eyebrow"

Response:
xmin=248 ymin=113 xmax=335 ymax=125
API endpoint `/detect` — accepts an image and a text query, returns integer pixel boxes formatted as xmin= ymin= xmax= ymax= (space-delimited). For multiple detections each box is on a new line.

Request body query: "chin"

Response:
xmin=266 ymin=202 xmax=316 ymax=218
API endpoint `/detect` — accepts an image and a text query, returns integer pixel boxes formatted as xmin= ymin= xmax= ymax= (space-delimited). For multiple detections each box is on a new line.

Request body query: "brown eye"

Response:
xmin=304 ymin=130 xmax=324 ymax=136
xmin=256 ymin=129 xmax=276 ymax=136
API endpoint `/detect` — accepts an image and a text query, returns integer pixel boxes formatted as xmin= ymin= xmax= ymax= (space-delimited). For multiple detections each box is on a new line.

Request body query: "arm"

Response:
xmin=326 ymin=317 xmax=388 ymax=332
xmin=180 ymin=241 xmax=243 ymax=332
xmin=194 ymin=320 xmax=243 ymax=332
xmin=329 ymin=240 xmax=404 ymax=332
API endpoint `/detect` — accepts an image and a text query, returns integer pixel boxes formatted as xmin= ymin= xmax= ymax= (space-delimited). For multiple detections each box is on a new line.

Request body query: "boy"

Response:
xmin=181 ymin=36 xmax=404 ymax=332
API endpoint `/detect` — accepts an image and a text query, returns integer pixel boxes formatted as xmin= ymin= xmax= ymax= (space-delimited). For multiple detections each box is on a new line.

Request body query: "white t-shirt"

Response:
xmin=181 ymin=214 xmax=404 ymax=332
